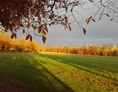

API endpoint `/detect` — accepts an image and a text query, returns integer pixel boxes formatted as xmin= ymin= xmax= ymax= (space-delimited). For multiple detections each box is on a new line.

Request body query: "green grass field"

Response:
xmin=0 ymin=52 xmax=118 ymax=92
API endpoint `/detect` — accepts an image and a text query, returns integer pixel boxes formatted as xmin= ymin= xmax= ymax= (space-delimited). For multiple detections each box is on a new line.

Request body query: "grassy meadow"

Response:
xmin=0 ymin=52 xmax=118 ymax=92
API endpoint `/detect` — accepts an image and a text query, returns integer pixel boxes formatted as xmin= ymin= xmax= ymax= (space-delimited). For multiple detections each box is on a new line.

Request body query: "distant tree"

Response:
xmin=0 ymin=30 xmax=12 ymax=51
xmin=0 ymin=0 xmax=117 ymax=43
xmin=0 ymin=30 xmax=40 ymax=52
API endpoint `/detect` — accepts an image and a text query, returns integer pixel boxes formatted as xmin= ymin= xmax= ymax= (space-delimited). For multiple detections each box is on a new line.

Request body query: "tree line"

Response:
xmin=39 ymin=45 xmax=118 ymax=56
xmin=0 ymin=29 xmax=118 ymax=56
xmin=0 ymin=30 xmax=40 ymax=52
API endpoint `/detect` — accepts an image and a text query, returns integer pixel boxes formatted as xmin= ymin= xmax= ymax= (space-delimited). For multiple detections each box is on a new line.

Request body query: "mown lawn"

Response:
xmin=0 ymin=52 xmax=118 ymax=92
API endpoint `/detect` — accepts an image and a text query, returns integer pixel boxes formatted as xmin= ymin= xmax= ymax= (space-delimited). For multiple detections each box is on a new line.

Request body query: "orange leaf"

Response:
xmin=42 ymin=35 xmax=46 ymax=43
xmin=106 ymin=14 xmax=110 ymax=17
xmin=49 ymin=23 xmax=51 ymax=26
xmin=89 ymin=16 xmax=92 ymax=19
xmin=87 ymin=19 xmax=90 ymax=24
xmin=26 ymin=34 xmax=30 ymax=40
xmin=22 ymin=29 xmax=25 ymax=34
xmin=38 ymin=15 xmax=41 ymax=21
xmin=91 ymin=19 xmax=96 ymax=22
xmin=15 ymin=33 xmax=17 ymax=39
xmin=38 ymin=25 xmax=43 ymax=33
xmin=86 ymin=16 xmax=92 ymax=24
xmin=98 ymin=17 xmax=102 ymax=20
xmin=68 ymin=25 xmax=71 ymax=31
xmin=42 ymin=30 xmax=46 ymax=35
xmin=32 ymin=25 xmax=36 ymax=30
xmin=30 ymin=35 xmax=32 ymax=41
xmin=27 ymin=23 xmax=32 ymax=28
xmin=83 ymin=28 xmax=86 ymax=35
xmin=11 ymin=33 xmax=17 ymax=39
xmin=44 ymin=24 xmax=48 ymax=33
xmin=38 ymin=28 xmax=41 ymax=33
xmin=51 ymin=22 xmax=55 ymax=25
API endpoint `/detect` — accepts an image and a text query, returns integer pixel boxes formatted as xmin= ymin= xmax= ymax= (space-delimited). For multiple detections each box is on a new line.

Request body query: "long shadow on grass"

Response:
xmin=29 ymin=55 xmax=74 ymax=92
xmin=0 ymin=53 xmax=74 ymax=92
xmin=39 ymin=54 xmax=118 ymax=82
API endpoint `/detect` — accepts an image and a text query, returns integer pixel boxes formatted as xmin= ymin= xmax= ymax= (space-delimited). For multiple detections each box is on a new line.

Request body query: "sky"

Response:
xmin=35 ymin=19 xmax=118 ymax=46
xmin=15 ymin=2 xmax=118 ymax=46
xmin=33 ymin=3 xmax=118 ymax=46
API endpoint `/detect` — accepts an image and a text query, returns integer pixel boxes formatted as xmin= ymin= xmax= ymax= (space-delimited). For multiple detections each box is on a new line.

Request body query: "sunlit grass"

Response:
xmin=0 ymin=52 xmax=118 ymax=92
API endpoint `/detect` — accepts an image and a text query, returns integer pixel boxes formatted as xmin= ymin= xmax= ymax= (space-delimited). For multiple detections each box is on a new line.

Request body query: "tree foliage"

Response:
xmin=39 ymin=45 xmax=118 ymax=56
xmin=1 ymin=29 xmax=118 ymax=56
xmin=0 ymin=0 xmax=118 ymax=43
xmin=0 ymin=30 xmax=40 ymax=52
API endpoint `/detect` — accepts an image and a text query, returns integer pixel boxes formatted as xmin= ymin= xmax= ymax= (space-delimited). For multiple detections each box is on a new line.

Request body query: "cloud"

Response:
xmin=34 ymin=4 xmax=118 ymax=46
xmin=35 ymin=19 xmax=118 ymax=46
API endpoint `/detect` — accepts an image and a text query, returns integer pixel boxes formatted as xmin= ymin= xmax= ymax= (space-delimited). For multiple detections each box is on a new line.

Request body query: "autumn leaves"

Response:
xmin=2 ymin=0 xmax=114 ymax=44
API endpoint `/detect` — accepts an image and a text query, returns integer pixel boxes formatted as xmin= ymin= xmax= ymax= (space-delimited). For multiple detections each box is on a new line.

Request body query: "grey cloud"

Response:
xmin=35 ymin=19 xmax=118 ymax=46
xmin=33 ymin=4 xmax=118 ymax=46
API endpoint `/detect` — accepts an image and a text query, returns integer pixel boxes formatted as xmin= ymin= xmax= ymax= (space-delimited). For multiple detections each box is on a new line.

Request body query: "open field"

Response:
xmin=0 ymin=52 xmax=118 ymax=92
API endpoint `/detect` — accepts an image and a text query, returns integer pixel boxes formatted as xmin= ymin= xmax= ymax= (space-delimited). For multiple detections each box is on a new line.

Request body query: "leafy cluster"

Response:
xmin=0 ymin=0 xmax=118 ymax=43
xmin=0 ymin=30 xmax=40 ymax=52
xmin=0 ymin=0 xmax=79 ymax=43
